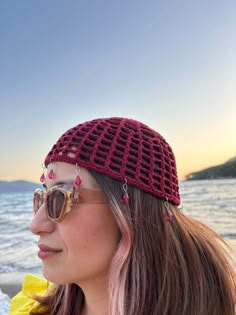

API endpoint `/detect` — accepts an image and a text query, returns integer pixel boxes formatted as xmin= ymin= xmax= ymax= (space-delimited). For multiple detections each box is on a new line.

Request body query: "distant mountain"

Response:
xmin=227 ymin=156 xmax=236 ymax=163
xmin=186 ymin=157 xmax=236 ymax=180
xmin=0 ymin=180 xmax=41 ymax=193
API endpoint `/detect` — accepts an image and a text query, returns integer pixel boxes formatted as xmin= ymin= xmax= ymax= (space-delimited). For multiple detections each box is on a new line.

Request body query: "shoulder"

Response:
xmin=8 ymin=274 xmax=50 ymax=315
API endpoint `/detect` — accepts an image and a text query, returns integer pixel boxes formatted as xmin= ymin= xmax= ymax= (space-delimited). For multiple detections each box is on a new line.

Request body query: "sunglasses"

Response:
xmin=33 ymin=184 xmax=106 ymax=222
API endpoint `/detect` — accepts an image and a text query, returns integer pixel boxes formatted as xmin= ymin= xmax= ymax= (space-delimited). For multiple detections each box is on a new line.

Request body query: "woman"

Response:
xmin=8 ymin=117 xmax=236 ymax=315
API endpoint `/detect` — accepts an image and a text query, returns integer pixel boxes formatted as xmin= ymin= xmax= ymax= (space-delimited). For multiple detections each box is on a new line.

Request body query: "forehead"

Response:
xmin=45 ymin=162 xmax=100 ymax=189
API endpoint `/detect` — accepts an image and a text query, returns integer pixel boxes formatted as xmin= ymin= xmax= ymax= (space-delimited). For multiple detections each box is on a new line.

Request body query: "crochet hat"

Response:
xmin=44 ymin=117 xmax=180 ymax=205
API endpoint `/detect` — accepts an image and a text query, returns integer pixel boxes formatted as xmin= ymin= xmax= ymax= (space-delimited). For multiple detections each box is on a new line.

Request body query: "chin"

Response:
xmin=42 ymin=266 xmax=79 ymax=285
xmin=42 ymin=267 xmax=65 ymax=284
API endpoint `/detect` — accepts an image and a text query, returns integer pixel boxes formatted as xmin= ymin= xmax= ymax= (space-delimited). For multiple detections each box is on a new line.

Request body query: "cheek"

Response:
xmin=59 ymin=205 xmax=120 ymax=265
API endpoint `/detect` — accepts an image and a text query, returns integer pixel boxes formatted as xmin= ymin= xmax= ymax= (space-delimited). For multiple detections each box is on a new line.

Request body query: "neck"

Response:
xmin=78 ymin=274 xmax=109 ymax=315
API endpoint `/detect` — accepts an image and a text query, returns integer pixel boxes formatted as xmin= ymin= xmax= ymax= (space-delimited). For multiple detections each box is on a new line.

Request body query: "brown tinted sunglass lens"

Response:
xmin=47 ymin=190 xmax=65 ymax=219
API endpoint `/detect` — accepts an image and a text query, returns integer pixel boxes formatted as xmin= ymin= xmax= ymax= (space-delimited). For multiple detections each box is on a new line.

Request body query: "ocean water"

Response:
xmin=0 ymin=179 xmax=235 ymax=277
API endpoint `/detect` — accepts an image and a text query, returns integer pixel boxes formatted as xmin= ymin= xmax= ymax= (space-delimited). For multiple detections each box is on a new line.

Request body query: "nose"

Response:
xmin=30 ymin=203 xmax=55 ymax=235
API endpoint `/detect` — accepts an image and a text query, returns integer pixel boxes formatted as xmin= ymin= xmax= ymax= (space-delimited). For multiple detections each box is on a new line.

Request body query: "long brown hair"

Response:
xmin=31 ymin=171 xmax=236 ymax=315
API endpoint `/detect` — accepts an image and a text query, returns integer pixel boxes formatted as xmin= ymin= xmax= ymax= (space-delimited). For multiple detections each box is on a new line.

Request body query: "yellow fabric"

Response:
xmin=8 ymin=273 xmax=50 ymax=315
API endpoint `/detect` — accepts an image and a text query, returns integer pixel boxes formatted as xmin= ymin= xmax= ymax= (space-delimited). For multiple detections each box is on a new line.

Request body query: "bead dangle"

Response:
xmin=75 ymin=164 xmax=82 ymax=186
xmin=40 ymin=164 xmax=46 ymax=183
xmin=164 ymin=198 xmax=173 ymax=221
xmin=122 ymin=178 xmax=129 ymax=203
xmin=48 ymin=162 xmax=56 ymax=180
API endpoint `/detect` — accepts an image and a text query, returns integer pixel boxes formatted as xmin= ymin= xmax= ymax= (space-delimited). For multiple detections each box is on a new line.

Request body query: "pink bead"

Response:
xmin=48 ymin=169 xmax=55 ymax=179
xmin=122 ymin=193 xmax=129 ymax=203
xmin=40 ymin=173 xmax=45 ymax=182
xmin=164 ymin=214 xmax=173 ymax=221
xmin=75 ymin=175 xmax=82 ymax=186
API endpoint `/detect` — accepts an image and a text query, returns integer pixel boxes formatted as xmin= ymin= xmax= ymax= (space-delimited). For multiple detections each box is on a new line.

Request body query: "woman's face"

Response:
xmin=30 ymin=162 xmax=120 ymax=285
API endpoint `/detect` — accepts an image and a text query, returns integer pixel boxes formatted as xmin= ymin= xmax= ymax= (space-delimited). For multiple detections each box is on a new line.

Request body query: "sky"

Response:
xmin=1 ymin=0 xmax=235 ymax=182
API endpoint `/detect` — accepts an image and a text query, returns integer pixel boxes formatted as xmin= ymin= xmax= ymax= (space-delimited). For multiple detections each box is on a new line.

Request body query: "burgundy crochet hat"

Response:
xmin=44 ymin=117 xmax=180 ymax=205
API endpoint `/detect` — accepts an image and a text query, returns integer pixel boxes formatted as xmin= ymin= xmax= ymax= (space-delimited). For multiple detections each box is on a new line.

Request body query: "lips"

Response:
xmin=38 ymin=243 xmax=62 ymax=260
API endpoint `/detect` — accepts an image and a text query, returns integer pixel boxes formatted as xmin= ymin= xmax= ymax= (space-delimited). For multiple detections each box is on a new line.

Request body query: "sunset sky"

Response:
xmin=1 ymin=0 xmax=235 ymax=182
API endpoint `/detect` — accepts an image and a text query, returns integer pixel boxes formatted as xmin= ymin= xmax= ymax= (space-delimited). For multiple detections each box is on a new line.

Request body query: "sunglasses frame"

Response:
xmin=33 ymin=185 xmax=106 ymax=222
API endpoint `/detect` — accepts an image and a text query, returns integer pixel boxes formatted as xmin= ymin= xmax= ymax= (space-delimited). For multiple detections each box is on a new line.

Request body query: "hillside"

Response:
xmin=185 ymin=157 xmax=236 ymax=180
xmin=0 ymin=180 xmax=40 ymax=193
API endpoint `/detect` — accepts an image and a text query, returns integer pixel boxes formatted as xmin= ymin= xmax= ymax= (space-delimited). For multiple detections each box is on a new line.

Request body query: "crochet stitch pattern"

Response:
xmin=44 ymin=117 xmax=180 ymax=205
